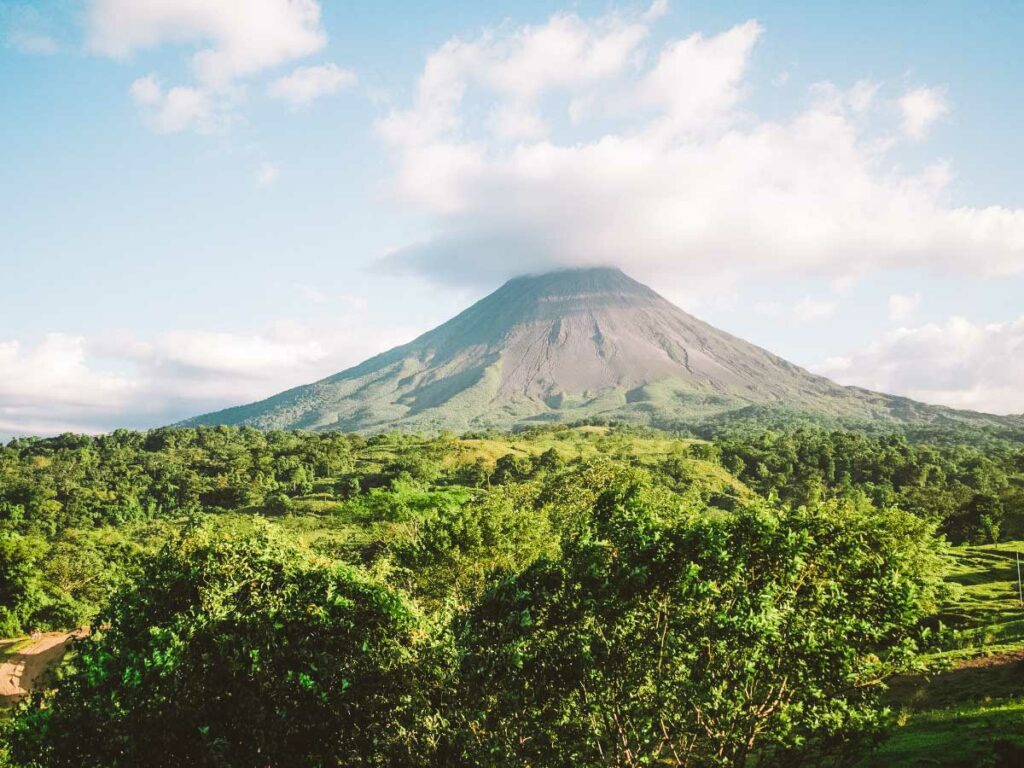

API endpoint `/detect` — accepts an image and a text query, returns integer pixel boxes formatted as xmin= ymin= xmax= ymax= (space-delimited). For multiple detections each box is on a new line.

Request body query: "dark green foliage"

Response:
xmin=491 ymin=453 xmax=532 ymax=485
xmin=716 ymin=428 xmax=1022 ymax=544
xmin=945 ymin=493 xmax=1003 ymax=544
xmin=6 ymin=522 xmax=440 ymax=768
xmin=454 ymin=486 xmax=945 ymax=767
xmin=1 ymin=423 xmax=1017 ymax=767
xmin=0 ymin=532 xmax=45 ymax=636
xmin=390 ymin=482 xmax=557 ymax=607
xmin=262 ymin=489 xmax=294 ymax=516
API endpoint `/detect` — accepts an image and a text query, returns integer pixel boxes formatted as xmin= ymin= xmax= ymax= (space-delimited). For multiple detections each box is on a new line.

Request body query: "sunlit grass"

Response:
xmin=865 ymin=699 xmax=1024 ymax=767
xmin=866 ymin=542 xmax=1024 ymax=766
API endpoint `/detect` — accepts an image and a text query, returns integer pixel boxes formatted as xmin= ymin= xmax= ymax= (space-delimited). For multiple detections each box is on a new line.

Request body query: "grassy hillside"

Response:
xmin=866 ymin=542 xmax=1024 ymax=767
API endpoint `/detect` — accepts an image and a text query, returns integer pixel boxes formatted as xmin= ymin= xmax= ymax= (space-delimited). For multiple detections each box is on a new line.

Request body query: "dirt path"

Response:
xmin=0 ymin=631 xmax=83 ymax=704
xmin=954 ymin=648 xmax=1024 ymax=670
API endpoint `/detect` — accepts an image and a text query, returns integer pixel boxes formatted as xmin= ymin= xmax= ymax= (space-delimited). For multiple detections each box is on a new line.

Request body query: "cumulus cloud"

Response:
xmin=0 ymin=334 xmax=138 ymax=437
xmin=0 ymin=319 xmax=419 ymax=437
xmin=376 ymin=6 xmax=654 ymax=154
xmin=898 ymin=85 xmax=949 ymax=140
xmin=130 ymin=75 xmax=230 ymax=134
xmin=87 ymin=0 xmax=326 ymax=86
xmin=269 ymin=62 xmax=356 ymax=107
xmin=375 ymin=7 xmax=1024 ymax=288
xmin=815 ymin=315 xmax=1024 ymax=416
xmin=0 ymin=335 xmax=135 ymax=408
xmin=640 ymin=20 xmax=762 ymax=134
xmin=88 ymin=0 xmax=337 ymax=133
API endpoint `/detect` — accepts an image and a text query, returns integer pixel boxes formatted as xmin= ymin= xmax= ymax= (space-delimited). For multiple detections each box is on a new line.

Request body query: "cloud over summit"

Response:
xmin=376 ymin=5 xmax=1024 ymax=289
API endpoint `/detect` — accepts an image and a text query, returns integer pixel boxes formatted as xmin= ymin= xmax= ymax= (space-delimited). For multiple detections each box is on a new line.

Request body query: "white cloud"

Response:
xmin=898 ymin=85 xmax=949 ymax=140
xmin=0 ymin=318 xmax=420 ymax=437
xmin=887 ymin=292 xmax=922 ymax=323
xmin=0 ymin=334 xmax=135 ymax=409
xmin=87 ymin=0 xmax=326 ymax=87
xmin=375 ymin=8 xmax=1024 ymax=289
xmin=268 ymin=62 xmax=356 ymax=107
xmin=815 ymin=315 xmax=1024 ymax=416
xmin=89 ymin=0 xmax=330 ymax=133
xmin=256 ymin=162 xmax=280 ymax=187
xmin=376 ymin=7 xmax=653 ymax=152
xmin=156 ymin=329 xmax=325 ymax=376
xmin=830 ymin=275 xmax=859 ymax=295
xmin=294 ymin=284 xmax=332 ymax=304
xmin=644 ymin=0 xmax=670 ymax=22
xmin=487 ymin=104 xmax=547 ymax=140
xmin=129 ymin=74 xmax=162 ymax=105
xmin=130 ymin=77 xmax=227 ymax=134
xmin=640 ymin=20 xmax=762 ymax=134
xmin=847 ymin=78 xmax=880 ymax=114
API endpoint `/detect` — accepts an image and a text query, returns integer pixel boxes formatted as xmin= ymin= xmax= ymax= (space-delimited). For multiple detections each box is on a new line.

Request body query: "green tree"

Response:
xmin=453 ymin=486 xmax=945 ymax=767
xmin=262 ymin=489 xmax=294 ymax=516
xmin=946 ymin=492 xmax=1004 ymax=544
xmin=6 ymin=521 xmax=441 ymax=768
xmin=0 ymin=531 xmax=46 ymax=635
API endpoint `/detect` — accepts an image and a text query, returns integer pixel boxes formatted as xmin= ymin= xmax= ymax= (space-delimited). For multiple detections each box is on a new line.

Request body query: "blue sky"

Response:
xmin=1 ymin=0 xmax=1023 ymax=435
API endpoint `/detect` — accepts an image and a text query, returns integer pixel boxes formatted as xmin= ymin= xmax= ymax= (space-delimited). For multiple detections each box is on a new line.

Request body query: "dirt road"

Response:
xmin=0 ymin=631 xmax=83 ymax=704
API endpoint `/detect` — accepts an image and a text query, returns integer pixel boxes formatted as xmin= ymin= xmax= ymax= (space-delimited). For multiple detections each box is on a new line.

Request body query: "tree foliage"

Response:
xmin=6 ymin=521 xmax=440 ymax=768
xmin=453 ymin=486 xmax=945 ymax=767
xmin=0 ymin=423 xmax=1014 ymax=767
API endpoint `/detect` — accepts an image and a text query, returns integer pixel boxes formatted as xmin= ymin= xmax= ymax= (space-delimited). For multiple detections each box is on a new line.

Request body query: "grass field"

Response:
xmin=864 ymin=542 xmax=1024 ymax=767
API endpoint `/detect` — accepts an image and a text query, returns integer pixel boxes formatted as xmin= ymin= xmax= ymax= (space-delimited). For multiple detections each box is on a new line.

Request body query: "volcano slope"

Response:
xmin=184 ymin=267 xmax=1015 ymax=434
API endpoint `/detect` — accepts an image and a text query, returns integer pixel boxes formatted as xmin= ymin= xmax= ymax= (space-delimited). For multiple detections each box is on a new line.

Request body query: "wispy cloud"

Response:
xmin=256 ymin=162 xmax=280 ymax=188
xmin=2 ymin=3 xmax=61 ymax=55
xmin=898 ymin=85 xmax=949 ymax=140
xmin=269 ymin=63 xmax=356 ymax=107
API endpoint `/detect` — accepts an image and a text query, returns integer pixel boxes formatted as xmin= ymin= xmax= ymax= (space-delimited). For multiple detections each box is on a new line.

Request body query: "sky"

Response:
xmin=1 ymin=0 xmax=1023 ymax=436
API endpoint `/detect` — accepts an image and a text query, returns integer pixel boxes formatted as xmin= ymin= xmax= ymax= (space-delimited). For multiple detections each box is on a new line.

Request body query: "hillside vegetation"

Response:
xmin=0 ymin=423 xmax=1022 ymax=766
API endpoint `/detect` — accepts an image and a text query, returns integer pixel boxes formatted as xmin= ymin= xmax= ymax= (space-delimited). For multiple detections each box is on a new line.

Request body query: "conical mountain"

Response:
xmin=184 ymin=267 xmax=1007 ymax=433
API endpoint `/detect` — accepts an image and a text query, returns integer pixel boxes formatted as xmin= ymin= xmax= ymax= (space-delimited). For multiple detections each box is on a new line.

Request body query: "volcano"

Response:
xmin=184 ymin=267 xmax=1009 ymax=433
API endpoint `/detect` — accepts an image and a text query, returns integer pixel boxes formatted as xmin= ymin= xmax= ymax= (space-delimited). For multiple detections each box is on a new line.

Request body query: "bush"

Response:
xmin=452 ymin=486 xmax=946 ymax=767
xmin=6 ymin=521 xmax=442 ymax=768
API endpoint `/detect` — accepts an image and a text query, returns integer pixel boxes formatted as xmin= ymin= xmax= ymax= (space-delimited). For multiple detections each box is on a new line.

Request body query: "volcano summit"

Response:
xmin=185 ymin=268 xmax=1007 ymax=433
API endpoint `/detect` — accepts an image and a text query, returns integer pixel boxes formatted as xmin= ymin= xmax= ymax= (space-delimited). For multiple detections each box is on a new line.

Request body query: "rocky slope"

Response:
xmin=184 ymin=268 xmax=1014 ymax=433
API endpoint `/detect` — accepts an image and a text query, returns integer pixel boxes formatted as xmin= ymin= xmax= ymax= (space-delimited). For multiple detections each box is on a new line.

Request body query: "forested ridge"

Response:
xmin=1 ymin=423 xmax=1022 ymax=766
